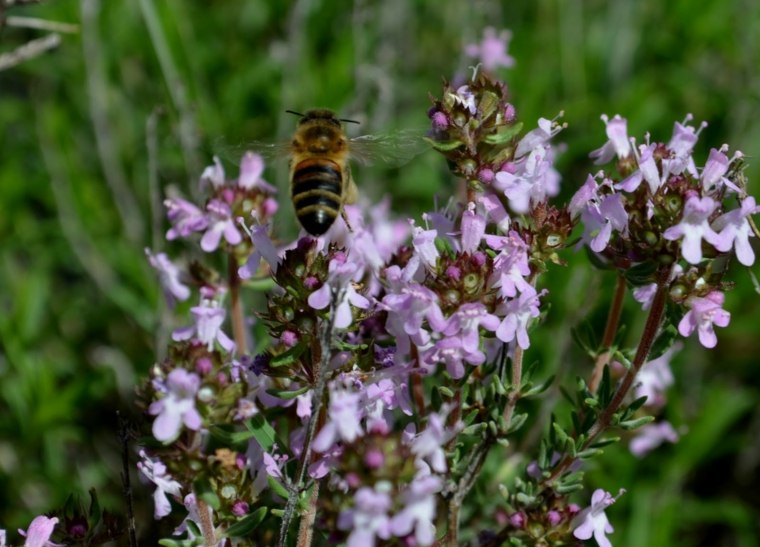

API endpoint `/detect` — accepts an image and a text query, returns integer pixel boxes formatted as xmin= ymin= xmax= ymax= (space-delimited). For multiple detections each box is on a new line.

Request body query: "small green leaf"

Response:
xmin=619 ymin=415 xmax=655 ymax=430
xmin=270 ymin=341 xmax=308 ymax=368
xmin=462 ymin=422 xmax=487 ymax=435
xmin=437 ymin=385 xmax=455 ymax=398
xmin=507 ymin=413 xmax=528 ymax=434
xmin=245 ymin=414 xmax=277 ymax=452
xmin=266 ymin=385 xmax=311 ymax=400
xmin=423 ymin=136 xmax=464 ymax=151
xmin=522 ymin=375 xmax=555 ymax=397
xmin=225 ymin=507 xmax=268 ymax=537
xmin=268 ymin=476 xmax=291 ymax=499
xmin=483 ymin=122 xmax=523 ymax=144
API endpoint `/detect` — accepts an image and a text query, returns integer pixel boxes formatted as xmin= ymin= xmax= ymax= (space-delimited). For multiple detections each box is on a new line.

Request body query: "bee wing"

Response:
xmin=349 ymin=128 xmax=431 ymax=168
xmin=210 ymin=136 xmax=291 ymax=165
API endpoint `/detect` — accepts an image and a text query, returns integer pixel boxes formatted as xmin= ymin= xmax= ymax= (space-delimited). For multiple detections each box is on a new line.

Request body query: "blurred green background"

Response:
xmin=1 ymin=0 xmax=759 ymax=545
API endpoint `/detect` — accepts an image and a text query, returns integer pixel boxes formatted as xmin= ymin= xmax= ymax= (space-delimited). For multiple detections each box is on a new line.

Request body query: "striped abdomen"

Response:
xmin=291 ymin=157 xmax=343 ymax=236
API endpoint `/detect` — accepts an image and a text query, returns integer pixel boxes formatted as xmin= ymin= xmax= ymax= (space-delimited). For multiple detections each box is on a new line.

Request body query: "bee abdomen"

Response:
xmin=292 ymin=159 xmax=343 ymax=236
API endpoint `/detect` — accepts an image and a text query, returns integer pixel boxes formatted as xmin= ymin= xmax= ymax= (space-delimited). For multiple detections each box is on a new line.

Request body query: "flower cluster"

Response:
xmin=573 ymin=114 xmax=758 ymax=348
xmin=124 ymin=58 xmax=757 ymax=547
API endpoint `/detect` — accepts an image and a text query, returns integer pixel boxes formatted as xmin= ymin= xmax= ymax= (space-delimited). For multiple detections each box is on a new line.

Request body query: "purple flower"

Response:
xmin=479 ymin=192 xmax=511 ymax=232
xmin=630 ymin=421 xmax=679 ymax=457
xmin=149 ymin=368 xmax=202 ymax=443
xmin=442 ymin=302 xmax=499 ymax=354
xmin=338 ymin=484 xmax=392 ymax=547
xmin=237 ymin=152 xmax=276 ymax=192
xmin=711 ymin=196 xmax=760 ymax=266
xmin=423 ymin=336 xmax=485 ymax=379
xmin=678 ymin=291 xmax=731 ymax=348
xmin=165 ymin=197 xmax=208 ymax=240
xmin=411 ymin=223 xmax=440 ymax=268
xmin=464 ymin=27 xmax=515 ymax=71
xmin=307 ymin=257 xmax=370 ymax=329
xmin=495 ymin=286 xmax=546 ymax=349
xmin=145 ymin=248 xmax=191 ymax=306
xmin=495 ymin=146 xmax=559 ymax=214
xmin=590 ymin=114 xmax=631 ymax=164
xmin=573 ymin=489 xmax=624 ymax=547
xmin=172 ymin=299 xmax=236 ymax=353
xmin=461 ymin=203 xmax=486 ymax=253
xmin=667 ymin=115 xmax=703 ymax=160
xmin=18 ymin=516 xmax=61 ymax=547
xmin=663 ymin=195 xmax=723 ymax=264
xmin=239 ymin=223 xmax=280 ymax=278
xmin=137 ymin=450 xmax=183 ymax=519
xmin=200 ymin=156 xmax=225 ymax=188
xmin=569 ymin=174 xmax=602 ymax=218
xmin=580 ymin=193 xmax=628 ymax=253
xmin=389 ymin=474 xmax=442 ymax=546
xmin=200 ymin=199 xmax=242 ymax=252
xmin=409 ymin=409 xmax=458 ymax=473
xmin=381 ymin=284 xmax=446 ymax=358
xmin=313 ymin=386 xmax=364 ymax=452
xmin=514 ymin=117 xmax=562 ymax=159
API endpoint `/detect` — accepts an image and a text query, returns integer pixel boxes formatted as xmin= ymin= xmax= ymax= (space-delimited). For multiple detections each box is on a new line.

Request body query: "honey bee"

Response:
xmin=229 ymin=108 xmax=428 ymax=236
xmin=287 ymin=108 xmax=360 ymax=236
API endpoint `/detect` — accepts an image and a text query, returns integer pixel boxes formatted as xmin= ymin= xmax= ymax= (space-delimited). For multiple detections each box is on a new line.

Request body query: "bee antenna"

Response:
xmin=285 ymin=110 xmax=304 ymax=118
xmin=340 ymin=118 xmax=361 ymax=125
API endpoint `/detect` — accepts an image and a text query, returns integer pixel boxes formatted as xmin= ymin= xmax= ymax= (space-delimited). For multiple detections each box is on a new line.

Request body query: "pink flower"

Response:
xmin=172 ymin=299 xmax=236 ymax=353
xmin=663 ymin=195 xmax=723 ymax=264
xmin=590 ymin=114 xmax=631 ymax=164
xmin=495 ymin=286 xmax=546 ymax=349
xmin=313 ymin=386 xmax=364 ymax=452
xmin=678 ymin=291 xmax=731 ymax=348
xmin=338 ymin=484 xmax=392 ymax=547
xmin=145 ymin=248 xmax=191 ymax=306
xmin=389 ymin=474 xmax=442 ymax=546
xmin=238 ymin=223 xmax=280 ymax=278
xmin=18 ymin=516 xmax=61 ymax=547
xmin=630 ymin=421 xmax=679 ymax=457
xmin=464 ymin=27 xmax=515 ymax=71
xmin=200 ymin=199 xmax=242 ymax=252
xmin=237 ymin=152 xmax=276 ymax=192
xmin=149 ymin=368 xmax=202 ymax=443
xmin=200 ymin=156 xmax=225 ymax=188
xmin=137 ymin=450 xmax=183 ymax=519
xmin=573 ymin=489 xmax=624 ymax=547
xmin=307 ymin=257 xmax=370 ymax=329
xmin=711 ymin=196 xmax=760 ymax=266
xmin=165 ymin=197 xmax=208 ymax=240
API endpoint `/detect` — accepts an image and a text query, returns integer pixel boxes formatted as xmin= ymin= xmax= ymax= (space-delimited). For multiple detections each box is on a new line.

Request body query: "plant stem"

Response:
xmin=296 ymin=482 xmax=320 ymax=547
xmin=195 ymin=497 xmax=216 ymax=547
xmin=278 ymin=286 xmax=344 ymax=547
xmin=228 ymin=253 xmax=248 ymax=354
xmin=545 ymin=266 xmax=670 ymax=484
xmin=586 ymin=269 xmax=668 ymax=439
xmin=589 ymin=274 xmax=626 ymax=392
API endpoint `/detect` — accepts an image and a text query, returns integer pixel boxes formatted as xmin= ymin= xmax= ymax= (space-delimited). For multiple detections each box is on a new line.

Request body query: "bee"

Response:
xmin=287 ymin=108 xmax=360 ymax=236
xmin=225 ymin=108 xmax=429 ymax=236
